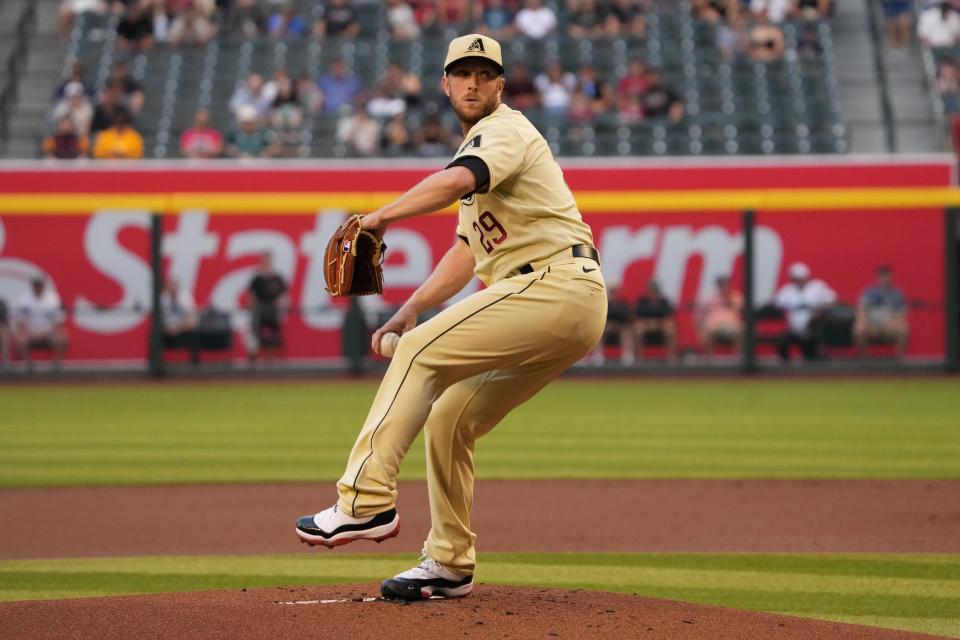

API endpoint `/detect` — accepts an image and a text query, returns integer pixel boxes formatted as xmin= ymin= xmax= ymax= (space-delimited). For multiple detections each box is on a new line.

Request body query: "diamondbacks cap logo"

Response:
xmin=460 ymin=135 xmax=481 ymax=152
xmin=444 ymin=33 xmax=504 ymax=74
xmin=465 ymin=37 xmax=485 ymax=54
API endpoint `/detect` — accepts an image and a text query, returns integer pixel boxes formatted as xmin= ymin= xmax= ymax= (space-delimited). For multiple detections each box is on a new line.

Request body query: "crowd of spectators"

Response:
xmin=591 ymin=261 xmax=911 ymax=366
xmin=46 ymin=0 xmax=840 ymax=160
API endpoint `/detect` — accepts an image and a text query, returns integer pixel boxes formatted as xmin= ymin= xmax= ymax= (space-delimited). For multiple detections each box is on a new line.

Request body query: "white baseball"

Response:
xmin=380 ymin=332 xmax=401 ymax=358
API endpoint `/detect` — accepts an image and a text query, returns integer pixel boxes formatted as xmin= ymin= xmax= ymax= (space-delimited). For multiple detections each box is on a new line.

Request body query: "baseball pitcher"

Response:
xmin=297 ymin=33 xmax=607 ymax=601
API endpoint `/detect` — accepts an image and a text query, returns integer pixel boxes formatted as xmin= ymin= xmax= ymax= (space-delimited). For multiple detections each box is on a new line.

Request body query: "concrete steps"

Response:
xmin=2 ymin=0 xmax=62 ymax=157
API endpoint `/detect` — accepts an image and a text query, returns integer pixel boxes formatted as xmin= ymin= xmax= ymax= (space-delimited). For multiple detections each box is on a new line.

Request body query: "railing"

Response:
xmin=0 ymin=0 xmax=38 ymax=154
xmin=863 ymin=0 xmax=897 ymax=152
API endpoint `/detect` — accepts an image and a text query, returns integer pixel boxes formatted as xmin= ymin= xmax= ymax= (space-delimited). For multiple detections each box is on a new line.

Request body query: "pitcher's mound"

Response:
xmin=0 ymin=584 xmax=945 ymax=640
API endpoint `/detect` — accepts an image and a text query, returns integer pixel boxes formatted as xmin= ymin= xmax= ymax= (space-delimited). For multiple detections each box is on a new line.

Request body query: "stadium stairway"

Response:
xmin=1 ymin=0 xmax=60 ymax=159
xmin=831 ymin=0 xmax=940 ymax=153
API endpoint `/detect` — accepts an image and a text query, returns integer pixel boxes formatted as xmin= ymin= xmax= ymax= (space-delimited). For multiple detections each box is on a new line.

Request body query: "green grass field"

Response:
xmin=1 ymin=379 xmax=958 ymax=486
xmin=2 ymin=552 xmax=959 ymax=637
xmin=1 ymin=379 xmax=958 ymax=637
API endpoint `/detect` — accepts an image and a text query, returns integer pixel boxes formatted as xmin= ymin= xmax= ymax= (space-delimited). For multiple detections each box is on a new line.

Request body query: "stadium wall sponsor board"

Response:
xmin=0 ymin=160 xmax=949 ymax=360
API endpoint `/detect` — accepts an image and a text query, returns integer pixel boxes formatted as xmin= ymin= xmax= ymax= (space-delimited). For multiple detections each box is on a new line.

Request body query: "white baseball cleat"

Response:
xmin=295 ymin=504 xmax=400 ymax=548
xmin=380 ymin=554 xmax=474 ymax=601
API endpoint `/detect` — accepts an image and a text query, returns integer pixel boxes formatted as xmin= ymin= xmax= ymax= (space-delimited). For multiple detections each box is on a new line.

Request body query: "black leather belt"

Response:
xmin=517 ymin=245 xmax=600 ymax=275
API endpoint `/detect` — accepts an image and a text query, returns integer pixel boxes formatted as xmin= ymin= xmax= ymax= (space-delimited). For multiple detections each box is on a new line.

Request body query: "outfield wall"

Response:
xmin=0 ymin=157 xmax=952 ymax=362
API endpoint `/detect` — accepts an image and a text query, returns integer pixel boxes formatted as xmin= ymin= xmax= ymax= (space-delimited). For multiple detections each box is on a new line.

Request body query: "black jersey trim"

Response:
xmin=349 ymin=277 xmax=540 ymax=515
xmin=446 ymin=155 xmax=490 ymax=197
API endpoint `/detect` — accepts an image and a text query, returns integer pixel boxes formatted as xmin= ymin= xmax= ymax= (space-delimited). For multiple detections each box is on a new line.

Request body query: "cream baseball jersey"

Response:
xmin=451 ymin=103 xmax=595 ymax=285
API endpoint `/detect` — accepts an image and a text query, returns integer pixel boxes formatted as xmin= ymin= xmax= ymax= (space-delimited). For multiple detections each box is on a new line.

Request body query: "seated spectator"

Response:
xmin=381 ymin=62 xmax=423 ymax=110
xmin=589 ymin=286 xmax=635 ymax=365
xmin=367 ymin=84 xmax=407 ymax=122
xmin=109 ymin=62 xmax=146 ymax=116
xmin=695 ymin=275 xmax=743 ymax=359
xmin=750 ymin=0 xmax=791 ymax=23
xmin=938 ymin=58 xmax=960 ymax=112
xmin=53 ymin=61 xmax=94 ymax=102
xmin=413 ymin=110 xmax=455 ymax=157
xmin=790 ymin=0 xmax=831 ymax=21
xmin=633 ymin=279 xmax=678 ymax=363
xmin=268 ymin=71 xmax=303 ymax=144
xmin=692 ymin=0 xmax=740 ymax=23
xmin=515 ymin=0 xmax=557 ymax=39
xmin=317 ymin=58 xmax=364 ymax=114
xmin=336 ymin=105 xmax=382 ymax=156
xmin=718 ymin=14 xmax=750 ymax=60
xmin=89 ymin=83 xmax=123 ymax=138
xmin=617 ymin=59 xmax=652 ymax=110
xmin=116 ymin=1 xmax=155 ymax=52
xmin=297 ymin=74 xmax=324 ymax=114
xmin=12 ymin=276 xmax=69 ymax=369
xmin=637 ymin=68 xmax=684 ymax=122
xmin=504 ymin=61 xmax=540 ymax=109
xmin=853 ymin=265 xmax=909 ymax=359
xmin=226 ymin=0 xmax=264 ymax=38
xmin=748 ymin=16 xmax=786 ymax=62
xmin=230 ymin=73 xmax=276 ymax=121
xmin=882 ymin=0 xmax=914 ymax=49
xmin=169 ymin=0 xmax=217 ymax=46
xmin=312 ymin=0 xmax=360 ymax=38
xmin=918 ymin=2 xmax=960 ymax=48
xmin=50 ymin=81 xmax=93 ymax=138
xmin=567 ymin=89 xmax=595 ymax=127
xmin=227 ymin=106 xmax=281 ymax=158
xmin=795 ymin=23 xmax=824 ymax=59
xmin=161 ymin=276 xmax=200 ymax=365
xmin=42 ymin=116 xmax=90 ymax=159
xmin=246 ymin=252 xmax=288 ymax=361
xmin=268 ymin=2 xmax=306 ymax=38
xmin=534 ymin=61 xmax=577 ymax=116
xmin=382 ymin=112 xmax=413 ymax=155
xmin=603 ymin=0 xmax=647 ymax=36
xmin=386 ymin=0 xmax=420 ymax=40
xmin=59 ymin=0 xmax=107 ymax=40
xmin=478 ymin=0 xmax=515 ymax=38
xmin=576 ymin=64 xmax=614 ymax=114
xmin=92 ymin=108 xmax=145 ymax=159
xmin=774 ymin=261 xmax=837 ymax=362
xmin=438 ymin=0 xmax=471 ymax=26
xmin=567 ymin=0 xmax=605 ymax=38
xmin=179 ymin=108 xmax=224 ymax=158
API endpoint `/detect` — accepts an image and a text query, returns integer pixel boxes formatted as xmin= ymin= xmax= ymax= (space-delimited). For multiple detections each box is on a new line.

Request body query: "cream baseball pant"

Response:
xmin=336 ymin=256 xmax=607 ymax=575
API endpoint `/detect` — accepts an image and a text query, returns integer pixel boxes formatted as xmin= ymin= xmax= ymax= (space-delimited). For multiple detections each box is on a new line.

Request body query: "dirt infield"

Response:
xmin=0 ymin=585 xmax=947 ymax=640
xmin=1 ymin=479 xmax=958 ymax=559
xmin=3 ymin=479 xmax=958 ymax=640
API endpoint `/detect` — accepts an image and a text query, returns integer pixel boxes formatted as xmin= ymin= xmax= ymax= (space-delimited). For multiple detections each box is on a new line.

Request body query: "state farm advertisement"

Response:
xmin=0 ymin=159 xmax=951 ymax=361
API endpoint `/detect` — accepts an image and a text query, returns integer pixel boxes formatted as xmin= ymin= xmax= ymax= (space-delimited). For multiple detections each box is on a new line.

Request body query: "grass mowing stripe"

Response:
xmin=1 ymin=380 xmax=958 ymax=486
xmin=1 ymin=553 xmax=958 ymax=637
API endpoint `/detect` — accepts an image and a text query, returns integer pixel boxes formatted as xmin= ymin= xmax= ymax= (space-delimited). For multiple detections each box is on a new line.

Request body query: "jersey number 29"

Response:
xmin=472 ymin=211 xmax=508 ymax=254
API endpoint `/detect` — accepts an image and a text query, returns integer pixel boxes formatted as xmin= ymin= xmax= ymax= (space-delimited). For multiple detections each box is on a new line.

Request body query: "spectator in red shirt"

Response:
xmin=616 ymin=59 xmax=652 ymax=107
xmin=43 ymin=116 xmax=90 ymax=159
xmin=180 ymin=108 xmax=224 ymax=158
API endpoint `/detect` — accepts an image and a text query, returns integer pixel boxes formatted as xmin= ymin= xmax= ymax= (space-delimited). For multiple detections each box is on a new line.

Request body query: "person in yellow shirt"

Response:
xmin=92 ymin=107 xmax=144 ymax=159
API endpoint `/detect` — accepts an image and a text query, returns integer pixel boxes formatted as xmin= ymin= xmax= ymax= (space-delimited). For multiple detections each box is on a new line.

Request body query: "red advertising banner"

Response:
xmin=0 ymin=158 xmax=951 ymax=361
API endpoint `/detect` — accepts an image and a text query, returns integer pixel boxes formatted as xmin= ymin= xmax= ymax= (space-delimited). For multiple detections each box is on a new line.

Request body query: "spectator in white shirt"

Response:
xmin=515 ymin=0 xmax=557 ymax=39
xmin=918 ymin=3 xmax=960 ymax=48
xmin=161 ymin=277 xmax=201 ymax=365
xmin=750 ymin=0 xmax=791 ymax=23
xmin=13 ymin=277 xmax=69 ymax=368
xmin=534 ymin=61 xmax=577 ymax=115
xmin=774 ymin=262 xmax=837 ymax=361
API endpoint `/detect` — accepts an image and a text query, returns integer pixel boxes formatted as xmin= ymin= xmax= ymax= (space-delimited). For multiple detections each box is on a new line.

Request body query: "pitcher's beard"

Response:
xmin=453 ymin=98 xmax=500 ymax=127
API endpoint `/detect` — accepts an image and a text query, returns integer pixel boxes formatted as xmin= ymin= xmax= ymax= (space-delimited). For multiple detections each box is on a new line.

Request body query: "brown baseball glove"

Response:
xmin=323 ymin=214 xmax=386 ymax=296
